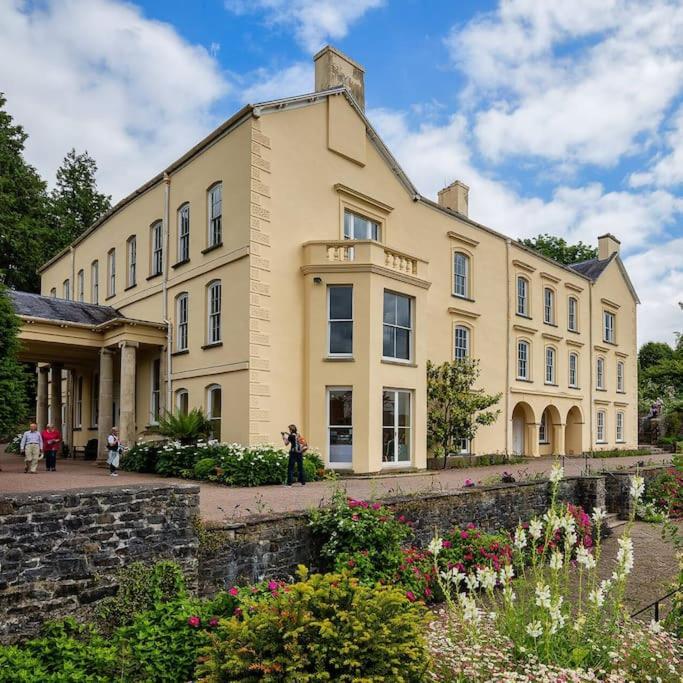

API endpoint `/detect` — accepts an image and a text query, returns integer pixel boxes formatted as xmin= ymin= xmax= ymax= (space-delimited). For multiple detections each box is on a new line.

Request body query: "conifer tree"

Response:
xmin=0 ymin=285 xmax=28 ymax=437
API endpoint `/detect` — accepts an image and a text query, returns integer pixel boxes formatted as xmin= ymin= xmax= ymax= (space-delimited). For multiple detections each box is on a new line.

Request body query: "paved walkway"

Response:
xmin=0 ymin=449 xmax=672 ymax=522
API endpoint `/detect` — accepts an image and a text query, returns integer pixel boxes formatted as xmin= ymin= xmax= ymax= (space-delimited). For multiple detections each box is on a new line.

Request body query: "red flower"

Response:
xmin=424 ymin=587 xmax=432 ymax=598
xmin=460 ymin=531 xmax=469 ymax=540
xmin=209 ymin=617 xmax=219 ymax=628
xmin=371 ymin=502 xmax=382 ymax=510
xmin=228 ymin=587 xmax=239 ymax=596
xmin=405 ymin=591 xmax=416 ymax=602
xmin=187 ymin=616 xmax=201 ymax=628
xmin=442 ymin=540 xmax=452 ymax=549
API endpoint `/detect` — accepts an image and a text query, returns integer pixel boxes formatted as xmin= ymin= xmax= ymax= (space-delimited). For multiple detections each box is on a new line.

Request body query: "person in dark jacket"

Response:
xmin=281 ymin=424 xmax=305 ymax=486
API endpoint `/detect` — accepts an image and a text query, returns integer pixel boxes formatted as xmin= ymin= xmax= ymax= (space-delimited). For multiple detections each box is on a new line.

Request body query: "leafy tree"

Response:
xmin=427 ymin=358 xmax=501 ymax=468
xmin=49 ymin=148 xmax=111 ymax=250
xmin=0 ymin=285 xmax=28 ymax=437
xmin=519 ymin=234 xmax=598 ymax=265
xmin=639 ymin=341 xmax=675 ymax=371
xmin=0 ymin=93 xmax=50 ymax=292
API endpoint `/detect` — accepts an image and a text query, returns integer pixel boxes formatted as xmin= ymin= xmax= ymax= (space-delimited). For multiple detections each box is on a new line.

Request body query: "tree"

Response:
xmin=0 ymin=285 xmax=28 ymax=437
xmin=427 ymin=358 xmax=501 ymax=468
xmin=638 ymin=341 xmax=674 ymax=372
xmin=519 ymin=234 xmax=598 ymax=265
xmin=49 ymin=148 xmax=111 ymax=250
xmin=0 ymin=93 xmax=50 ymax=292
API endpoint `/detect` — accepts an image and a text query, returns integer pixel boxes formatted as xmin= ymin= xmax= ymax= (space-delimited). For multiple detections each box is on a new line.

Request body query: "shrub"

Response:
xmin=120 ymin=441 xmax=159 ymax=473
xmin=309 ymin=491 xmax=412 ymax=583
xmin=194 ymin=457 xmax=217 ymax=479
xmin=4 ymin=432 xmax=22 ymax=454
xmin=96 ymin=560 xmax=187 ymax=631
xmin=197 ymin=567 xmax=431 ymax=682
xmin=157 ymin=408 xmax=211 ymax=444
xmin=646 ymin=468 xmax=683 ymax=518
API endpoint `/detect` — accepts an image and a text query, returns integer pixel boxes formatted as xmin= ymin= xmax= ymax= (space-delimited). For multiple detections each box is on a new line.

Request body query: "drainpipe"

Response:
xmin=504 ymin=239 xmax=511 ymax=458
xmin=70 ymin=246 xmax=75 ymax=300
xmin=588 ymin=279 xmax=594 ymax=469
xmin=162 ymin=173 xmax=172 ymax=413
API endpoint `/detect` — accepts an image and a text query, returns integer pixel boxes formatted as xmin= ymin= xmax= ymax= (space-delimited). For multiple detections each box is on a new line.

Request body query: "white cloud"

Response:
xmin=447 ymin=0 xmax=683 ymax=166
xmin=226 ymin=0 xmax=384 ymax=53
xmin=239 ymin=62 xmax=312 ymax=103
xmin=0 ymin=0 xmax=229 ymax=201
xmin=369 ymin=106 xmax=683 ymax=343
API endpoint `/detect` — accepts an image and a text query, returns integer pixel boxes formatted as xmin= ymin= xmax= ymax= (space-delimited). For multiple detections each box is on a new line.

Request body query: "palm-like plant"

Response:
xmin=157 ymin=408 xmax=212 ymax=445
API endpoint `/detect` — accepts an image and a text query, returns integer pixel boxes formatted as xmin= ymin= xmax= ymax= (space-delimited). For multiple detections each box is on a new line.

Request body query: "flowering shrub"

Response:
xmin=196 ymin=567 xmax=431 ymax=682
xmin=645 ymin=467 xmax=683 ymax=518
xmin=309 ymin=491 xmax=413 ymax=583
xmin=121 ymin=440 xmax=324 ymax=486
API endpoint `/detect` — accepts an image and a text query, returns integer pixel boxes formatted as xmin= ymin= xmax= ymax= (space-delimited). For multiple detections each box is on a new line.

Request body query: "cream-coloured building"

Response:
xmin=12 ymin=47 xmax=639 ymax=472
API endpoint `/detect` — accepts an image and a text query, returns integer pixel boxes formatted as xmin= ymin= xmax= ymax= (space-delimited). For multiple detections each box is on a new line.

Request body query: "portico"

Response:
xmin=10 ymin=291 xmax=167 ymax=459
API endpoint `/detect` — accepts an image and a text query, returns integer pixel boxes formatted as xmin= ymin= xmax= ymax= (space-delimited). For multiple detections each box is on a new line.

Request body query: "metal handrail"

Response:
xmin=630 ymin=586 xmax=682 ymax=621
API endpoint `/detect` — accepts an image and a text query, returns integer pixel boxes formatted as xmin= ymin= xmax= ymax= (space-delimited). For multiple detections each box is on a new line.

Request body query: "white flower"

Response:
xmin=648 ymin=620 xmax=663 ymax=634
xmin=477 ymin=567 xmax=497 ymax=591
xmin=499 ymin=564 xmax=514 ymax=583
xmin=615 ymin=536 xmax=634 ymax=577
xmin=566 ymin=531 xmax=578 ymax=548
xmin=629 ymin=475 xmax=645 ymax=502
xmin=513 ymin=526 xmax=527 ymax=551
xmin=549 ymin=551 xmax=563 ymax=571
xmin=526 ymin=621 xmax=543 ymax=639
xmin=529 ymin=518 xmax=543 ymax=540
xmin=591 ymin=507 xmax=607 ymax=524
xmin=459 ymin=594 xmax=481 ymax=623
xmin=428 ymin=537 xmax=442 ymax=557
xmin=576 ymin=545 xmax=596 ymax=570
xmin=549 ymin=462 xmax=564 ymax=484
xmin=535 ymin=582 xmax=551 ymax=609
xmin=464 ymin=573 xmax=479 ymax=592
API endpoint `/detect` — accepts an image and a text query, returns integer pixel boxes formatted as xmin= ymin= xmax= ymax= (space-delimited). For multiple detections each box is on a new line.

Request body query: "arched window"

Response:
xmin=49 ymin=287 xmax=57 ymax=298
xmin=177 ymin=203 xmax=190 ymax=263
xmin=517 ymin=340 xmax=530 ymax=380
xmin=616 ymin=360 xmax=625 ymax=392
xmin=107 ymin=248 xmax=116 ymax=297
xmin=454 ymin=325 xmax=470 ymax=360
xmin=176 ymin=293 xmax=189 ymax=351
xmin=176 ymin=389 xmax=189 ymax=416
xmin=568 ymin=352 xmax=579 ymax=388
xmin=545 ymin=347 xmax=556 ymax=384
xmin=207 ymin=281 xmax=222 ymax=345
xmin=539 ymin=408 xmax=550 ymax=444
xmin=517 ymin=276 xmax=529 ymax=316
xmin=127 ymin=235 xmax=137 ymax=288
xmin=596 ymin=357 xmax=605 ymax=390
xmin=91 ymin=260 xmax=99 ymax=304
xmin=208 ymin=183 xmax=222 ymax=248
xmin=151 ymin=220 xmax=163 ymax=276
xmin=207 ymin=384 xmax=222 ymax=440
xmin=62 ymin=279 xmax=71 ymax=300
xmin=77 ymin=269 xmax=85 ymax=302
xmin=453 ymin=252 xmax=470 ymax=298
xmin=568 ymin=296 xmax=578 ymax=331
xmin=543 ymin=287 xmax=555 ymax=325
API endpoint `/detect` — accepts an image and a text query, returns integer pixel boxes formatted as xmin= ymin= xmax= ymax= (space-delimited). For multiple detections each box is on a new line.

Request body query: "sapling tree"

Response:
xmin=426 ymin=358 xmax=501 ymax=468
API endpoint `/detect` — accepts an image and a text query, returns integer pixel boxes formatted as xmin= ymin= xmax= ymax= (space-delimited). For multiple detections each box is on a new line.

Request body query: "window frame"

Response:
xmin=75 ymin=375 xmax=83 ymax=428
xmin=596 ymin=356 xmax=605 ymax=390
xmin=62 ymin=279 xmax=70 ymax=300
xmin=177 ymin=203 xmax=190 ymax=263
xmin=327 ymin=285 xmax=353 ymax=358
xmin=382 ymin=290 xmax=413 ymax=363
xmin=517 ymin=339 xmax=530 ymax=380
xmin=207 ymin=280 xmax=222 ymax=345
xmin=106 ymin=248 xmax=116 ymax=298
xmin=327 ymin=387 xmax=353 ymax=467
xmin=208 ymin=183 xmax=222 ymax=248
xmin=543 ymin=287 xmax=555 ymax=325
xmin=126 ymin=235 xmax=137 ymax=288
xmin=596 ymin=410 xmax=606 ymax=443
xmin=452 ymin=251 xmax=470 ymax=299
xmin=516 ymin=276 xmax=529 ymax=316
xmin=176 ymin=389 xmax=189 ymax=416
xmin=150 ymin=358 xmax=161 ymax=425
xmin=151 ymin=221 xmax=164 ymax=277
xmin=454 ymin=324 xmax=470 ymax=360
xmin=616 ymin=411 xmax=624 ymax=442
xmin=49 ymin=287 xmax=57 ymax=298
xmin=568 ymin=296 xmax=578 ymax=332
xmin=206 ymin=384 xmax=222 ymax=440
xmin=176 ymin=292 xmax=189 ymax=352
xmin=382 ymin=388 xmax=412 ymax=465
xmin=568 ymin=352 xmax=579 ymax=388
xmin=343 ymin=208 xmax=381 ymax=241
xmin=539 ymin=409 xmax=550 ymax=444
xmin=544 ymin=346 xmax=556 ymax=385
xmin=603 ymin=310 xmax=616 ymax=343
xmin=617 ymin=360 xmax=625 ymax=392
xmin=77 ymin=269 xmax=85 ymax=303
xmin=91 ymin=260 xmax=99 ymax=304
xmin=91 ymin=372 xmax=99 ymax=427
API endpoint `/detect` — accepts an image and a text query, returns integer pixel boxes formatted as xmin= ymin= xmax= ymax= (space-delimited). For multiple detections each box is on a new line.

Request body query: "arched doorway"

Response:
xmin=539 ymin=405 xmax=562 ymax=456
xmin=565 ymin=406 xmax=583 ymax=456
xmin=511 ymin=402 xmax=535 ymax=456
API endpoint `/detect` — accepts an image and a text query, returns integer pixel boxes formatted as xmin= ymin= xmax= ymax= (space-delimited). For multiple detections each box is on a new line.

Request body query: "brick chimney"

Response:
xmin=598 ymin=233 xmax=620 ymax=260
xmin=314 ymin=45 xmax=365 ymax=111
xmin=438 ymin=180 xmax=469 ymax=217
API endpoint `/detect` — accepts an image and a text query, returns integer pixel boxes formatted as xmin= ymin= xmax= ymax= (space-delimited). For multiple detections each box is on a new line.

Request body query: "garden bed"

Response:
xmin=427 ymin=452 xmax=525 ymax=469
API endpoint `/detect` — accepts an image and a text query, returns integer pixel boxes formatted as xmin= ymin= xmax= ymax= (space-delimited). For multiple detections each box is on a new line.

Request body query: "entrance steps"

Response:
xmin=603 ymin=512 xmax=626 ymax=531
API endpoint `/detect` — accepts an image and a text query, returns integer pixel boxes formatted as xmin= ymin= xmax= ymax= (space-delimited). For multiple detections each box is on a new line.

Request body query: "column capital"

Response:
xmin=38 ymin=365 xmax=50 ymax=374
xmin=118 ymin=340 xmax=140 ymax=349
xmin=99 ymin=347 xmax=115 ymax=357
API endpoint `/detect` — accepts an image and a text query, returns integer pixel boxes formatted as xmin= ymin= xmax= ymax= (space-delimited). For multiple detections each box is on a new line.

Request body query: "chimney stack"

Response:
xmin=598 ymin=233 xmax=620 ymax=260
xmin=438 ymin=180 xmax=469 ymax=217
xmin=314 ymin=45 xmax=365 ymax=111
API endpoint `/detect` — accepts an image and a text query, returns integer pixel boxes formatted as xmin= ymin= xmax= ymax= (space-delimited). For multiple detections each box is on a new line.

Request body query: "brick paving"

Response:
xmin=0 ymin=448 xmax=672 ymax=522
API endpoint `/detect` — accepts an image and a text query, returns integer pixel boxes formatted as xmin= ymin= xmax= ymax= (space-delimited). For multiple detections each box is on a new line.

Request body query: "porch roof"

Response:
xmin=9 ymin=290 xmax=122 ymax=325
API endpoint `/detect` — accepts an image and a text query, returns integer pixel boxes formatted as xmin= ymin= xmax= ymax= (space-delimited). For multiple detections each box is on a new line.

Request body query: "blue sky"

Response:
xmin=1 ymin=0 xmax=682 ymax=343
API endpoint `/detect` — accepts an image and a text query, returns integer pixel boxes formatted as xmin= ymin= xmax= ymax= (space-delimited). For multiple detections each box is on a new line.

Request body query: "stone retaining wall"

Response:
xmin=0 ymin=484 xmax=199 ymax=643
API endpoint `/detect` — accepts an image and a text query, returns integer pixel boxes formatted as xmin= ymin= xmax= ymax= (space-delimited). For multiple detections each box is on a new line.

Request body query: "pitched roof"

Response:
xmin=568 ymin=254 xmax=615 ymax=280
xmin=9 ymin=290 xmax=122 ymax=325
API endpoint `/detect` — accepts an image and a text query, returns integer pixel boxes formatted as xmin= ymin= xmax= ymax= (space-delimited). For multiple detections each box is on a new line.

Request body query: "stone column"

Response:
xmin=119 ymin=341 xmax=138 ymax=450
xmin=553 ymin=423 xmax=566 ymax=457
xmin=158 ymin=344 xmax=168 ymax=416
xmin=50 ymin=364 xmax=64 ymax=434
xmin=97 ymin=349 xmax=114 ymax=461
xmin=527 ymin=422 xmax=541 ymax=457
xmin=63 ymin=370 xmax=73 ymax=449
xmin=36 ymin=366 xmax=49 ymax=429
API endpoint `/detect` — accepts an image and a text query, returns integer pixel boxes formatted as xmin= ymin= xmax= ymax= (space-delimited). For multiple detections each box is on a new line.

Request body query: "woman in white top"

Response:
xmin=106 ymin=427 xmax=121 ymax=476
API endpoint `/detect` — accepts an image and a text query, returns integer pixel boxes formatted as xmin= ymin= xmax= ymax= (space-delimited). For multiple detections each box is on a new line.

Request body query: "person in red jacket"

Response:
xmin=41 ymin=424 xmax=61 ymax=472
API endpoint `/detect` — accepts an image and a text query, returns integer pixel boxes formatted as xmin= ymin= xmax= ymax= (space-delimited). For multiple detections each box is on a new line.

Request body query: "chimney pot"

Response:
xmin=598 ymin=233 xmax=620 ymax=260
xmin=313 ymin=45 xmax=365 ymax=111
xmin=438 ymin=180 xmax=469 ymax=217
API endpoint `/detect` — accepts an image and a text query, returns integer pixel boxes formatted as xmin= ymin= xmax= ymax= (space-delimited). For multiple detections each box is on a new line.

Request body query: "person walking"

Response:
xmin=41 ymin=423 xmax=61 ymax=472
xmin=20 ymin=423 xmax=43 ymax=474
xmin=281 ymin=424 xmax=306 ymax=486
xmin=106 ymin=427 xmax=121 ymax=477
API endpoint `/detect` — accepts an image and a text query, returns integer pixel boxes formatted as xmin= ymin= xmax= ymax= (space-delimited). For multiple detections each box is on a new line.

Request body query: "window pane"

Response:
xmin=382 ymin=391 xmax=395 ymax=427
xmin=398 ymin=391 xmax=410 ymax=427
xmin=329 ymin=286 xmax=352 ymax=320
xmin=329 ymin=390 xmax=352 ymax=426
xmin=396 ymin=295 xmax=411 ymax=327
xmin=395 ymin=328 xmax=410 ymax=360
xmin=343 ymin=211 xmax=353 ymax=239
xmin=383 ymin=325 xmax=394 ymax=357
xmin=397 ymin=428 xmax=410 ymax=461
xmin=329 ymin=428 xmax=353 ymax=463
xmin=382 ymin=427 xmax=395 ymax=462
xmin=383 ymin=292 xmax=396 ymax=324
xmin=330 ymin=321 xmax=353 ymax=355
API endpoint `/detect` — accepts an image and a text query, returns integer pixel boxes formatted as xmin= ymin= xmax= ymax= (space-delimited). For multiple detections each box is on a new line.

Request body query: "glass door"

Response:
xmin=382 ymin=389 xmax=411 ymax=464
xmin=328 ymin=388 xmax=352 ymax=466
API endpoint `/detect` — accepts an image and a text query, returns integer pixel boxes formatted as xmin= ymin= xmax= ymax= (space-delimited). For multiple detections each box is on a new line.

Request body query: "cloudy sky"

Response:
xmin=1 ymin=0 xmax=682 ymax=345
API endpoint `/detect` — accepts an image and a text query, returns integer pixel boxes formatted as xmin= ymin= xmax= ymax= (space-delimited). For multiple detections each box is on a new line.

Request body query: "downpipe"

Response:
xmin=162 ymin=173 xmax=172 ymax=414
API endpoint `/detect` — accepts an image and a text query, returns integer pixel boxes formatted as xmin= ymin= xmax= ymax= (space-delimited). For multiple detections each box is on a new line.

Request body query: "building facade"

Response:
xmin=14 ymin=47 xmax=639 ymax=472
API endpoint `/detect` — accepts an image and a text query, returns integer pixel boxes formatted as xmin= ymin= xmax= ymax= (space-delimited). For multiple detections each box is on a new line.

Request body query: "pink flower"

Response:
xmin=233 ymin=607 xmax=243 ymax=617
xmin=187 ymin=616 xmax=201 ymax=628
xmin=424 ymin=587 xmax=432 ymax=598
xmin=348 ymin=499 xmax=361 ymax=508
xmin=466 ymin=522 xmax=476 ymax=530
xmin=228 ymin=587 xmax=239 ymax=596
xmin=209 ymin=618 xmax=219 ymax=628
xmin=371 ymin=503 xmax=382 ymax=510
xmin=267 ymin=580 xmax=279 ymax=592
xmin=351 ymin=514 xmax=360 ymax=521
xmin=442 ymin=540 xmax=452 ymax=549
xmin=460 ymin=531 xmax=469 ymax=540
xmin=405 ymin=591 xmax=416 ymax=602
xmin=463 ymin=479 xmax=475 ymax=488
